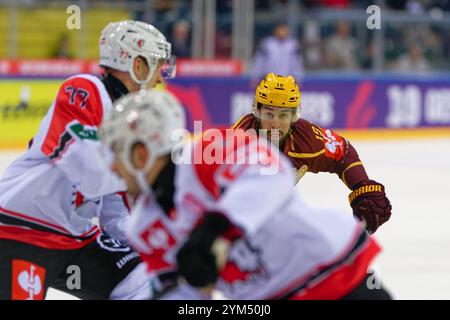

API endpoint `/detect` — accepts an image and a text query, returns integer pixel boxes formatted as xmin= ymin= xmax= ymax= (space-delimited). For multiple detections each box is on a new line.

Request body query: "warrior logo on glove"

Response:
xmin=349 ymin=180 xmax=392 ymax=234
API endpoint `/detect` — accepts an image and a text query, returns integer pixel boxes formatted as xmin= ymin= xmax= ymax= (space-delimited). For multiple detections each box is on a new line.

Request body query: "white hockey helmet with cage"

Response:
xmin=100 ymin=89 xmax=186 ymax=191
xmin=99 ymin=20 xmax=176 ymax=87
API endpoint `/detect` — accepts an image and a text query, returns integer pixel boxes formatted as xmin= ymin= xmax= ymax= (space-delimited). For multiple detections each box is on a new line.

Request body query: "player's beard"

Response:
xmin=268 ymin=129 xmax=288 ymax=149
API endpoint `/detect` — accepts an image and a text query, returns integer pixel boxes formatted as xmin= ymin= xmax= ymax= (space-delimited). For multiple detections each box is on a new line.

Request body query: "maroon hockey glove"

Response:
xmin=348 ymin=180 xmax=392 ymax=233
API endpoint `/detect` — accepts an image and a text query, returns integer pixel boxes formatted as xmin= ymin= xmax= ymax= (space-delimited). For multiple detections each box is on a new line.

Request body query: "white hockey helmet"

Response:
xmin=99 ymin=20 xmax=176 ymax=87
xmin=100 ymin=89 xmax=186 ymax=190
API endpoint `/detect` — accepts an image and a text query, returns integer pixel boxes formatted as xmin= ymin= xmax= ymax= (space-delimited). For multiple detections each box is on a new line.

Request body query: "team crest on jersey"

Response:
xmin=139 ymin=218 xmax=178 ymax=272
xmin=96 ymin=234 xmax=131 ymax=252
xmin=220 ymin=239 xmax=268 ymax=289
xmin=12 ymin=260 xmax=46 ymax=300
xmin=321 ymin=129 xmax=344 ymax=161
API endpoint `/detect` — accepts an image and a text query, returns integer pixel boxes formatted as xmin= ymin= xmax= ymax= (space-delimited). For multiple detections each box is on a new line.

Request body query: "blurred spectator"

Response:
xmin=324 ymin=21 xmax=358 ymax=70
xmin=360 ymin=41 xmax=375 ymax=70
xmin=302 ymin=20 xmax=323 ymax=70
xmin=406 ymin=0 xmax=426 ymax=14
xmin=215 ymin=27 xmax=232 ymax=58
xmin=250 ymin=23 xmax=304 ymax=85
xmin=52 ymin=34 xmax=72 ymax=59
xmin=394 ymin=44 xmax=431 ymax=72
xmin=419 ymin=26 xmax=444 ymax=64
xmin=170 ymin=20 xmax=191 ymax=57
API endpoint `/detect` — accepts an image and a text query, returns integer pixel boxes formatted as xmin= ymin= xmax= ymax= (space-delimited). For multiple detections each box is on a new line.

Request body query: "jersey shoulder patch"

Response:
xmin=320 ymin=128 xmax=345 ymax=161
xmin=289 ymin=118 xmax=345 ymax=161
xmin=41 ymin=75 xmax=105 ymax=157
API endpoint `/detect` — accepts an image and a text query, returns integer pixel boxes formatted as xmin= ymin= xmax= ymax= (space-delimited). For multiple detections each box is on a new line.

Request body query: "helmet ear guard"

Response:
xmin=128 ymin=56 xmax=156 ymax=89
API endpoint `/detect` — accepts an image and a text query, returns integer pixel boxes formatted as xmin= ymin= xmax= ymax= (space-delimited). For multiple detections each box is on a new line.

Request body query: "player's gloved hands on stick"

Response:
xmin=176 ymin=211 xmax=240 ymax=288
xmin=349 ymin=180 xmax=392 ymax=234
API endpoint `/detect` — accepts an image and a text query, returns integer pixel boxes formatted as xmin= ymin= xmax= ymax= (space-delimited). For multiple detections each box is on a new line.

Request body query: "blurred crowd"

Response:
xmin=141 ymin=0 xmax=450 ymax=76
xmin=38 ymin=0 xmax=450 ymax=74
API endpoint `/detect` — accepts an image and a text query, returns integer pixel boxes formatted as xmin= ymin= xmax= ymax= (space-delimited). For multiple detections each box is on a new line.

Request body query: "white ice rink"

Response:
xmin=1 ymin=136 xmax=449 ymax=300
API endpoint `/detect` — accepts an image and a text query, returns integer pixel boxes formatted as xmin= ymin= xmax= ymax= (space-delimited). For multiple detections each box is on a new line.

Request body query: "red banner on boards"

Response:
xmin=0 ymin=59 xmax=243 ymax=77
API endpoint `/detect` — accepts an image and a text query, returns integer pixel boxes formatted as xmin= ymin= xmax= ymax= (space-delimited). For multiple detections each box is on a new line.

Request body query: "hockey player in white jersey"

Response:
xmin=0 ymin=20 xmax=176 ymax=300
xmin=100 ymin=89 xmax=392 ymax=300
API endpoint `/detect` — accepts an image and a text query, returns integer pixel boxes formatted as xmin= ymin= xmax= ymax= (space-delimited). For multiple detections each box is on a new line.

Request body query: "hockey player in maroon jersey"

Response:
xmin=99 ymin=89 xmax=392 ymax=300
xmin=0 ymin=20 xmax=176 ymax=300
xmin=231 ymin=73 xmax=392 ymax=234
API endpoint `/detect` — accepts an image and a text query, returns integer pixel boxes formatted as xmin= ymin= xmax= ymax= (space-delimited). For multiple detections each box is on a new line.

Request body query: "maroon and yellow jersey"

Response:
xmin=231 ymin=114 xmax=368 ymax=189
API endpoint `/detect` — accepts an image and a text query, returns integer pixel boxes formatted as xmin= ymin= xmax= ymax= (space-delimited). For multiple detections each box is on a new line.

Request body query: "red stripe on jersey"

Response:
xmin=288 ymin=237 xmax=380 ymax=300
xmin=42 ymin=76 xmax=104 ymax=157
xmin=266 ymin=226 xmax=380 ymax=300
xmin=267 ymin=227 xmax=379 ymax=299
xmin=0 ymin=224 xmax=99 ymax=250
xmin=0 ymin=206 xmax=71 ymax=234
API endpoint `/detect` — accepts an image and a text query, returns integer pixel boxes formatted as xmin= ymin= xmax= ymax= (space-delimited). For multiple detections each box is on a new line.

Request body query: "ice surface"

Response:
xmin=1 ymin=137 xmax=449 ymax=300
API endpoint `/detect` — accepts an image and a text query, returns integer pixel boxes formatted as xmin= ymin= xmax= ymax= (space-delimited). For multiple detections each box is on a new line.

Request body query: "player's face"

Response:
xmin=110 ymin=156 xmax=141 ymax=197
xmin=258 ymin=105 xmax=295 ymax=144
xmin=109 ymin=142 xmax=148 ymax=197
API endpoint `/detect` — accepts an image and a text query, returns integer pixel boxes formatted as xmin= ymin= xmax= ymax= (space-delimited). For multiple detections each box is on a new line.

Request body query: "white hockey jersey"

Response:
xmin=126 ymin=129 xmax=381 ymax=300
xmin=0 ymin=74 xmax=129 ymax=248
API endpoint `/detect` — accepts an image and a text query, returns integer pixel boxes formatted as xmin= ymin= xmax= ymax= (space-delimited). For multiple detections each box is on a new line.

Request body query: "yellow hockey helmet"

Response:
xmin=254 ymin=73 xmax=301 ymax=108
